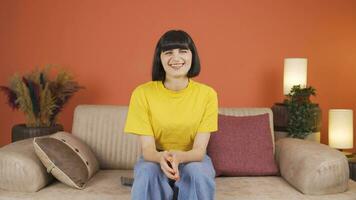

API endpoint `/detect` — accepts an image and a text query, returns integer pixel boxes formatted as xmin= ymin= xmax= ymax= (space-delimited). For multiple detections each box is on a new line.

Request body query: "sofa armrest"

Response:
xmin=0 ymin=138 xmax=54 ymax=192
xmin=275 ymin=138 xmax=349 ymax=195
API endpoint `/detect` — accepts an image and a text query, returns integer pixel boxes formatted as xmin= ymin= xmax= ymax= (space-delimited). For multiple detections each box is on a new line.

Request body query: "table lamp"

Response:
xmin=329 ymin=109 xmax=354 ymax=156
xmin=283 ymin=58 xmax=308 ymax=95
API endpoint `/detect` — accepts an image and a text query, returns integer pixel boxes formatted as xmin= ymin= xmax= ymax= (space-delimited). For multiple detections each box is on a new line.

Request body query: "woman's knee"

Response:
xmin=181 ymin=161 xmax=215 ymax=180
xmin=134 ymin=161 xmax=162 ymax=180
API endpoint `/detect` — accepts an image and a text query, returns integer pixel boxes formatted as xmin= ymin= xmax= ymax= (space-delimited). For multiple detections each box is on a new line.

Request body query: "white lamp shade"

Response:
xmin=283 ymin=58 xmax=308 ymax=95
xmin=328 ymin=109 xmax=354 ymax=149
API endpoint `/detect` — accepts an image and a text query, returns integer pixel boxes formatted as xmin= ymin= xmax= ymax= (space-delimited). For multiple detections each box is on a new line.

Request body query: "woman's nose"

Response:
xmin=170 ymin=54 xmax=182 ymax=62
xmin=172 ymin=55 xmax=180 ymax=61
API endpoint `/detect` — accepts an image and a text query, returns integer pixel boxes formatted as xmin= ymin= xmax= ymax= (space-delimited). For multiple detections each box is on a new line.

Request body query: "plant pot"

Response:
xmin=271 ymin=103 xmax=289 ymax=131
xmin=274 ymin=131 xmax=321 ymax=143
xmin=305 ymin=132 xmax=320 ymax=143
xmin=271 ymin=103 xmax=322 ymax=132
xmin=274 ymin=131 xmax=289 ymax=141
xmin=11 ymin=124 xmax=64 ymax=142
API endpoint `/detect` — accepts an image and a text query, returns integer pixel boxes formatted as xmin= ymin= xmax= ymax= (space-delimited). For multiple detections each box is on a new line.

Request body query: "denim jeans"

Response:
xmin=131 ymin=155 xmax=216 ymax=200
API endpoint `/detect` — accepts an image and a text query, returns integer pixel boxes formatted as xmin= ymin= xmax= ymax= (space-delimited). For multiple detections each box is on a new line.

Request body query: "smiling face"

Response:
xmin=160 ymin=48 xmax=192 ymax=79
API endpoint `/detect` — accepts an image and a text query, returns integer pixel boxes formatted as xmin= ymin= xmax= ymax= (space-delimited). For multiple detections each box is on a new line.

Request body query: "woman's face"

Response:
xmin=160 ymin=48 xmax=192 ymax=79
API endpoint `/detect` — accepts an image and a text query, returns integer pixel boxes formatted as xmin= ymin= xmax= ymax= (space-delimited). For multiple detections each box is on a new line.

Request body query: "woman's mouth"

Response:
xmin=169 ymin=63 xmax=184 ymax=70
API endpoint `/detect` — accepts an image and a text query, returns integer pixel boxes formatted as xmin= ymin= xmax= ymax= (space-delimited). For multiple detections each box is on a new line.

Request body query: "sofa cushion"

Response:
xmin=33 ymin=131 xmax=99 ymax=189
xmin=1 ymin=170 xmax=356 ymax=200
xmin=207 ymin=113 xmax=279 ymax=176
xmin=0 ymin=138 xmax=54 ymax=192
xmin=218 ymin=107 xmax=275 ymax=153
xmin=276 ymin=138 xmax=349 ymax=195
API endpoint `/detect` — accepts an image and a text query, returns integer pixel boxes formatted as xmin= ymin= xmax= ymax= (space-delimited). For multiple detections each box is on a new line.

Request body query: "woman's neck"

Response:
xmin=163 ymin=77 xmax=190 ymax=91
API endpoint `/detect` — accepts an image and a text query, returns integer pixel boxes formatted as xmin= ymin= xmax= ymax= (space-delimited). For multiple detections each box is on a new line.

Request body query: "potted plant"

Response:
xmin=283 ymin=85 xmax=322 ymax=140
xmin=0 ymin=66 xmax=84 ymax=142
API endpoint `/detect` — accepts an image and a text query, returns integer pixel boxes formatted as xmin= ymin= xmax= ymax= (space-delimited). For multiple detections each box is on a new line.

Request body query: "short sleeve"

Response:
xmin=124 ymin=87 xmax=154 ymax=136
xmin=197 ymin=89 xmax=218 ymax=133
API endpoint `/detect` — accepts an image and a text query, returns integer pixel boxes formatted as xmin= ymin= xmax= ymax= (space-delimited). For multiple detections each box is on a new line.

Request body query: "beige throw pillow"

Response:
xmin=0 ymin=138 xmax=54 ymax=192
xmin=33 ymin=131 xmax=99 ymax=189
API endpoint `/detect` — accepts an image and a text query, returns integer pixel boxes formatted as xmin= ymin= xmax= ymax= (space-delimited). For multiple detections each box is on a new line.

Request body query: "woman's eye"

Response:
xmin=179 ymin=50 xmax=188 ymax=53
xmin=164 ymin=51 xmax=172 ymax=55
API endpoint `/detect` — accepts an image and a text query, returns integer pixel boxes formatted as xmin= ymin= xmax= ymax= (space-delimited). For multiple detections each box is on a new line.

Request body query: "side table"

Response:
xmin=349 ymin=155 xmax=356 ymax=181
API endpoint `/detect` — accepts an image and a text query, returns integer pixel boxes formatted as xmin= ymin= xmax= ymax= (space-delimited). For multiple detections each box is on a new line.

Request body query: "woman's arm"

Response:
xmin=170 ymin=132 xmax=211 ymax=164
xmin=139 ymin=135 xmax=161 ymax=163
xmin=139 ymin=135 xmax=178 ymax=180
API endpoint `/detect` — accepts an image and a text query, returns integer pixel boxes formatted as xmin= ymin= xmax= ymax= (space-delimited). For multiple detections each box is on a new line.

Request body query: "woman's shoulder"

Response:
xmin=131 ymin=81 xmax=157 ymax=93
xmin=192 ymin=80 xmax=217 ymax=95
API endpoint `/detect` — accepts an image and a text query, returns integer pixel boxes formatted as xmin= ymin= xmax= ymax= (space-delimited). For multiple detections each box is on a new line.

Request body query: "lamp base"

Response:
xmin=338 ymin=149 xmax=355 ymax=158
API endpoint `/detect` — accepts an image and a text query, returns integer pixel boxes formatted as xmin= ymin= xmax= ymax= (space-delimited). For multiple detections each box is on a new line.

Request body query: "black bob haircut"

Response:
xmin=152 ymin=30 xmax=201 ymax=81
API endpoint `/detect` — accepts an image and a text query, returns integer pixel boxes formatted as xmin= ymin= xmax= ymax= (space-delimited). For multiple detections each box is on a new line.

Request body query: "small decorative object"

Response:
xmin=328 ymin=109 xmax=354 ymax=156
xmin=283 ymin=85 xmax=321 ymax=139
xmin=0 ymin=66 xmax=84 ymax=142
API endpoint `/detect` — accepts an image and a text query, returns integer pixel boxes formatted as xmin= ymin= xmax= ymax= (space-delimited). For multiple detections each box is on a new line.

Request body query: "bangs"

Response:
xmin=161 ymin=42 xmax=189 ymax=52
xmin=159 ymin=30 xmax=191 ymax=52
xmin=162 ymin=43 xmax=189 ymax=51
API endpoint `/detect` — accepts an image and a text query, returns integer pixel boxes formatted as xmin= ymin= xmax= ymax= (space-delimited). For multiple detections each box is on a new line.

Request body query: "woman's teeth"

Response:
xmin=170 ymin=63 xmax=184 ymax=69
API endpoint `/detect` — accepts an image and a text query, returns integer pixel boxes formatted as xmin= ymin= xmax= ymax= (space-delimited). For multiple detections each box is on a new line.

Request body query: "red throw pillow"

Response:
xmin=207 ymin=113 xmax=279 ymax=176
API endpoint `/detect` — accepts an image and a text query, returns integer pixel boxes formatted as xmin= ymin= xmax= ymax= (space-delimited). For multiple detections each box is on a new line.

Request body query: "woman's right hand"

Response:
xmin=159 ymin=151 xmax=177 ymax=180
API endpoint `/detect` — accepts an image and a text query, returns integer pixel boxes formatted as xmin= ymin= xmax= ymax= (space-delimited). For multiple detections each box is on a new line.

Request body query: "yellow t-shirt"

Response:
xmin=123 ymin=79 xmax=218 ymax=151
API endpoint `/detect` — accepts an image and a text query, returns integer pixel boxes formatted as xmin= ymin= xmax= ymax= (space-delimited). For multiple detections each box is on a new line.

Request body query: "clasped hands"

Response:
xmin=159 ymin=150 xmax=180 ymax=181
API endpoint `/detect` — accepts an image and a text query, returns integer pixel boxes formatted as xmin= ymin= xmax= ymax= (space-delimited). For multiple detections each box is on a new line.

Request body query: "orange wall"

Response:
xmin=1 ymin=0 xmax=356 ymax=152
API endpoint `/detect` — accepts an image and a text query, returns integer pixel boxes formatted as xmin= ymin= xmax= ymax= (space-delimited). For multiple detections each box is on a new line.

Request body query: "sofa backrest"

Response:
xmin=72 ymin=105 xmax=274 ymax=170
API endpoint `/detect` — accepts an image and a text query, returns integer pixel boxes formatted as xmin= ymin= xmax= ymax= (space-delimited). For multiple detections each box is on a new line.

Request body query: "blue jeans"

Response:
xmin=131 ymin=155 xmax=216 ymax=200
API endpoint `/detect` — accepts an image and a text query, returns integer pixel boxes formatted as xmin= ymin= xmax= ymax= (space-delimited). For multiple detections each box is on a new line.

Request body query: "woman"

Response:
xmin=124 ymin=29 xmax=218 ymax=200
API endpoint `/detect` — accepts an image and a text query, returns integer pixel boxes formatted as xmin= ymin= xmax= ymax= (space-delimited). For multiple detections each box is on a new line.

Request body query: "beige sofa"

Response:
xmin=0 ymin=105 xmax=356 ymax=200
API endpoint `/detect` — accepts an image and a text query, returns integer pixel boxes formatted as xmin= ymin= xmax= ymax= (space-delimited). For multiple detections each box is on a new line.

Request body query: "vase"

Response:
xmin=11 ymin=124 xmax=64 ymax=142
